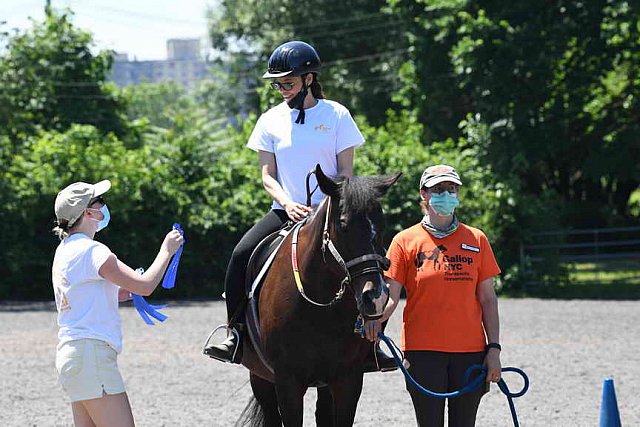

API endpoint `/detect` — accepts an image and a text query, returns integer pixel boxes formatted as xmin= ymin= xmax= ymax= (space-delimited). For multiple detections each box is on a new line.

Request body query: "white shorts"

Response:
xmin=56 ymin=339 xmax=126 ymax=402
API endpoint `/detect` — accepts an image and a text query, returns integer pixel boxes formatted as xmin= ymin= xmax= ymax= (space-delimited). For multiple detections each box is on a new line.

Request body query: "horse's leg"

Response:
xmin=315 ymin=385 xmax=334 ymax=427
xmin=327 ymin=372 xmax=364 ymax=427
xmin=249 ymin=373 xmax=282 ymax=427
xmin=274 ymin=374 xmax=306 ymax=427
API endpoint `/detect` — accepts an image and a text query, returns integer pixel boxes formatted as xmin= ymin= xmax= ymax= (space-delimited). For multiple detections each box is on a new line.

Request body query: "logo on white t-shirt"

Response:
xmin=314 ymin=124 xmax=331 ymax=132
xmin=53 ymin=273 xmax=71 ymax=312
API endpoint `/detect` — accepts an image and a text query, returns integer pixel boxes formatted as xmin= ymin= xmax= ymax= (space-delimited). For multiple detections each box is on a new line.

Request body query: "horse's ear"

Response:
xmin=315 ymin=164 xmax=340 ymax=197
xmin=376 ymin=172 xmax=402 ymax=194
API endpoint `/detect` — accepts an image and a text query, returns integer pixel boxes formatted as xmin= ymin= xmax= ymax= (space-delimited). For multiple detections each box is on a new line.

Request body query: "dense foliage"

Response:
xmin=206 ymin=0 xmax=407 ymax=124
xmin=0 ymin=12 xmax=127 ymax=140
xmin=1 ymin=3 xmax=638 ymax=299
xmin=389 ymin=0 xmax=640 ymax=226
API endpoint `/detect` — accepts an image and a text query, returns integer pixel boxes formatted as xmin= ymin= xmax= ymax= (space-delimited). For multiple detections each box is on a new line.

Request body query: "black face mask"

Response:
xmin=286 ymin=78 xmax=309 ymax=124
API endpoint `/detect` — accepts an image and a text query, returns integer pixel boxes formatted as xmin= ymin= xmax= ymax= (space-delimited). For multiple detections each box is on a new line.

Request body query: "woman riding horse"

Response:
xmin=204 ymin=40 xmax=395 ymax=371
xmin=237 ymin=165 xmax=401 ymax=426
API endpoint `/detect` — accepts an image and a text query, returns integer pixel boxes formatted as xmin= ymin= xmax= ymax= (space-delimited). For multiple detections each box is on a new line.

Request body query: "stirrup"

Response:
xmin=202 ymin=324 xmax=240 ymax=363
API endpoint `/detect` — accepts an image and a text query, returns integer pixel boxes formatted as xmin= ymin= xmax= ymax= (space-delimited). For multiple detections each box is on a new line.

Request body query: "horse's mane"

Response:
xmin=307 ymin=174 xmax=387 ymax=233
xmin=339 ymin=175 xmax=385 ymax=216
xmin=336 ymin=176 xmax=387 ymax=243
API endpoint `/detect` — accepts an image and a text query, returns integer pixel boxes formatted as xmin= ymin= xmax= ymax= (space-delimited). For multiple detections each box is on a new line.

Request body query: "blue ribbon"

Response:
xmin=162 ymin=223 xmax=185 ymax=289
xmin=131 ymin=293 xmax=168 ymax=325
xmin=130 ymin=224 xmax=185 ymax=325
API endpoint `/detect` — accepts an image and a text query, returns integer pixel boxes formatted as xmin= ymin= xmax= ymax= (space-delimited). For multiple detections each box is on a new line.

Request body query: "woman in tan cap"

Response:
xmin=52 ymin=180 xmax=184 ymax=427
xmin=364 ymin=165 xmax=502 ymax=427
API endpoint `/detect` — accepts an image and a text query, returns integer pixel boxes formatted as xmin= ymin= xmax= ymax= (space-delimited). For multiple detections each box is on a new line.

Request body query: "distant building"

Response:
xmin=109 ymin=38 xmax=209 ymax=88
xmin=167 ymin=38 xmax=201 ymax=61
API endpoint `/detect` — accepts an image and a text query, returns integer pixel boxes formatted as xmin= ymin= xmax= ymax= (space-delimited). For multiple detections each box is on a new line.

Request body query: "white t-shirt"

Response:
xmin=52 ymin=233 xmax=123 ymax=353
xmin=247 ymin=99 xmax=365 ymax=209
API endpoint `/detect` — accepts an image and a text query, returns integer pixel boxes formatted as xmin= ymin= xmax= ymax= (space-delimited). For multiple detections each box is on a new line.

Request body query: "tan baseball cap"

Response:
xmin=54 ymin=180 xmax=111 ymax=225
xmin=419 ymin=164 xmax=462 ymax=189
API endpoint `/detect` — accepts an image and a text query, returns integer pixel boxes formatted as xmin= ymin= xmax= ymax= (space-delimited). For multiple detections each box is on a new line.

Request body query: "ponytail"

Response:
xmin=52 ymin=216 xmax=82 ymax=240
xmin=52 ymin=220 xmax=70 ymax=240
xmin=310 ymin=74 xmax=325 ymax=99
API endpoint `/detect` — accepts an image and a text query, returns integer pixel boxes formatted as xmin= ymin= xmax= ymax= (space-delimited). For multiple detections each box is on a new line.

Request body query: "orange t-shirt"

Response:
xmin=386 ymin=222 xmax=501 ymax=352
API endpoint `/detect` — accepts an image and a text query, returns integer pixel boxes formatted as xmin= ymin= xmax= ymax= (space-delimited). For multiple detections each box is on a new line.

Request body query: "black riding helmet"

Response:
xmin=262 ymin=41 xmax=321 ymax=78
xmin=263 ymin=41 xmax=321 ymax=124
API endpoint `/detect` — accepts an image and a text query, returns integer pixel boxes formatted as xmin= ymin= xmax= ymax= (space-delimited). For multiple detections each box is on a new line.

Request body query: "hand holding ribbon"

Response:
xmin=162 ymin=223 xmax=185 ymax=289
xmin=131 ymin=224 xmax=185 ymax=325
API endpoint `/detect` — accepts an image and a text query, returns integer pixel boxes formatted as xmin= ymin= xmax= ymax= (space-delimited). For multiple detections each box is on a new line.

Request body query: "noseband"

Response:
xmin=291 ymin=197 xmax=390 ymax=307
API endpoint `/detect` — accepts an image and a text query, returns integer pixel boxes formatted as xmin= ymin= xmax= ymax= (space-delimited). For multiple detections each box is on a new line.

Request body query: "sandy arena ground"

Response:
xmin=1 ymin=298 xmax=639 ymax=426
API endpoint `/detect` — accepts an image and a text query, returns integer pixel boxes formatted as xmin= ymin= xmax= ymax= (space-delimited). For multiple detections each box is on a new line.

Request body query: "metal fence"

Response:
xmin=519 ymin=226 xmax=640 ymax=285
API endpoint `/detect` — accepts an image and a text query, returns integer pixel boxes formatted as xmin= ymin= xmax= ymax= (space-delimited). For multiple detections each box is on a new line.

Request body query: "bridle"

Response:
xmin=291 ymin=196 xmax=390 ymax=307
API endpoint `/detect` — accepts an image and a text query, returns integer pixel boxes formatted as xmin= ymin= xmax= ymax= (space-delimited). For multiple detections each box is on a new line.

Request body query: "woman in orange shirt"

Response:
xmin=365 ymin=164 xmax=502 ymax=427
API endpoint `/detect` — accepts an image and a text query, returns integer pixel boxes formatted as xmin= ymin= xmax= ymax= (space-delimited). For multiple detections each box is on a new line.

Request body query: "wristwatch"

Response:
xmin=486 ymin=342 xmax=502 ymax=351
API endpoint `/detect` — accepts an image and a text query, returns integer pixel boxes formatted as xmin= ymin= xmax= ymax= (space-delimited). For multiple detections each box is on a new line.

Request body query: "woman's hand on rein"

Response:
xmin=364 ymin=319 xmax=382 ymax=342
xmin=284 ymin=201 xmax=312 ymax=222
xmin=484 ymin=349 xmax=502 ymax=383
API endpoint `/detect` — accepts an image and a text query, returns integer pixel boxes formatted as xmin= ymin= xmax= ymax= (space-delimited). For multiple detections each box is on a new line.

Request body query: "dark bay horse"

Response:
xmin=238 ymin=165 xmax=401 ymax=426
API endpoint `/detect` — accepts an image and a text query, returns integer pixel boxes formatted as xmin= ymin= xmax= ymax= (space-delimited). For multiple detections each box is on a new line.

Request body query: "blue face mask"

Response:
xmin=90 ymin=205 xmax=110 ymax=232
xmin=429 ymin=191 xmax=459 ymax=216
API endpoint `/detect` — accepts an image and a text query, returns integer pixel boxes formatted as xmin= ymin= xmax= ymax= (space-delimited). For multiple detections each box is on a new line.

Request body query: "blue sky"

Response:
xmin=2 ymin=0 xmax=215 ymax=60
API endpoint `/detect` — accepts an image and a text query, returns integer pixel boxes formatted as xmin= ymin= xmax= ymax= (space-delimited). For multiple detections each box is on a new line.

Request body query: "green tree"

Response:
xmin=206 ymin=0 xmax=407 ymax=124
xmin=0 ymin=9 xmax=127 ymax=140
xmin=121 ymin=82 xmax=195 ymax=129
xmin=356 ymin=110 xmax=525 ymax=285
xmin=197 ymin=51 xmax=261 ymax=119
xmin=3 ymin=125 xmax=149 ymax=298
xmin=388 ymin=0 xmax=640 ymax=225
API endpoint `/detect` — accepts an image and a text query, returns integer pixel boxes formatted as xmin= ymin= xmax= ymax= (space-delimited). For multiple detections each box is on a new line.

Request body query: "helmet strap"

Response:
xmin=286 ymin=75 xmax=309 ymax=124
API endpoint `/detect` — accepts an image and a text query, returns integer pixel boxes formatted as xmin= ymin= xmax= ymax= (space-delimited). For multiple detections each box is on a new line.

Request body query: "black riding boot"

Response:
xmin=204 ymin=324 xmax=244 ymax=363
xmin=363 ymin=342 xmax=398 ymax=373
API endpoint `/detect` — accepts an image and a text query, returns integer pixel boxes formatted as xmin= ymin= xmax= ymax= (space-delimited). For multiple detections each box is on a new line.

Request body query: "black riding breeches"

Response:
xmin=224 ymin=209 xmax=289 ymax=323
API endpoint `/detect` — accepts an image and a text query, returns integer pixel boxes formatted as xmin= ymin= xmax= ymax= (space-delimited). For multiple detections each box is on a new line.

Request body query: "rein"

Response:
xmin=378 ymin=333 xmax=529 ymax=427
xmin=291 ymin=197 xmax=390 ymax=307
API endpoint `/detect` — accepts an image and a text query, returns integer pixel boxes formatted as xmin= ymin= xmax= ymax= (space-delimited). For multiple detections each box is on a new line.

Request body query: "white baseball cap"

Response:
xmin=419 ymin=165 xmax=462 ymax=189
xmin=54 ymin=180 xmax=111 ymax=225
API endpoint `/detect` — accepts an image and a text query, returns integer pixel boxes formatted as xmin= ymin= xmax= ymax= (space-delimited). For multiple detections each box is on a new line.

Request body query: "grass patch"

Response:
xmin=502 ymin=260 xmax=640 ymax=299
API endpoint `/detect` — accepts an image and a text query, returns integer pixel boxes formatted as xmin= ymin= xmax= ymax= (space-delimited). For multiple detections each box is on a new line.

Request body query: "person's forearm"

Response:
xmin=481 ymin=296 xmax=500 ymax=344
xmin=138 ymin=249 xmax=173 ymax=295
xmin=379 ymin=279 xmax=403 ymax=322
xmin=380 ymin=295 xmax=399 ymax=323
xmin=337 ymin=147 xmax=355 ymax=177
xmin=262 ymin=174 xmax=292 ymax=207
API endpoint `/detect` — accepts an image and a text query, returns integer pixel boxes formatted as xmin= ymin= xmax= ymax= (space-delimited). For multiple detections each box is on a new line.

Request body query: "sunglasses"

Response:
xmin=270 ymin=81 xmax=296 ymax=91
xmin=89 ymin=195 xmax=105 ymax=206
xmin=428 ymin=183 xmax=460 ymax=194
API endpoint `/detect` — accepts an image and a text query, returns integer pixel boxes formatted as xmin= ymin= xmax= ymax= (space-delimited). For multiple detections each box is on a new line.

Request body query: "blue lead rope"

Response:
xmin=162 ymin=223 xmax=185 ymax=289
xmin=377 ymin=333 xmax=529 ymax=427
xmin=131 ymin=223 xmax=185 ymax=325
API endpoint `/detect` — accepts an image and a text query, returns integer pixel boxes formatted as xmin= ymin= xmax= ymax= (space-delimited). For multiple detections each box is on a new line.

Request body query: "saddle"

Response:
xmin=245 ymin=223 xmax=294 ymax=298
xmin=244 ymin=221 xmax=300 ymax=375
xmin=243 ymin=219 xmax=332 ymax=387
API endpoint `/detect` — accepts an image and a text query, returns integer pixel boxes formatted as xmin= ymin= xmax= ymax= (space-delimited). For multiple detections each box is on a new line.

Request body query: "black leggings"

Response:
xmin=224 ymin=209 xmax=289 ymax=322
xmin=404 ymin=350 xmax=488 ymax=427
